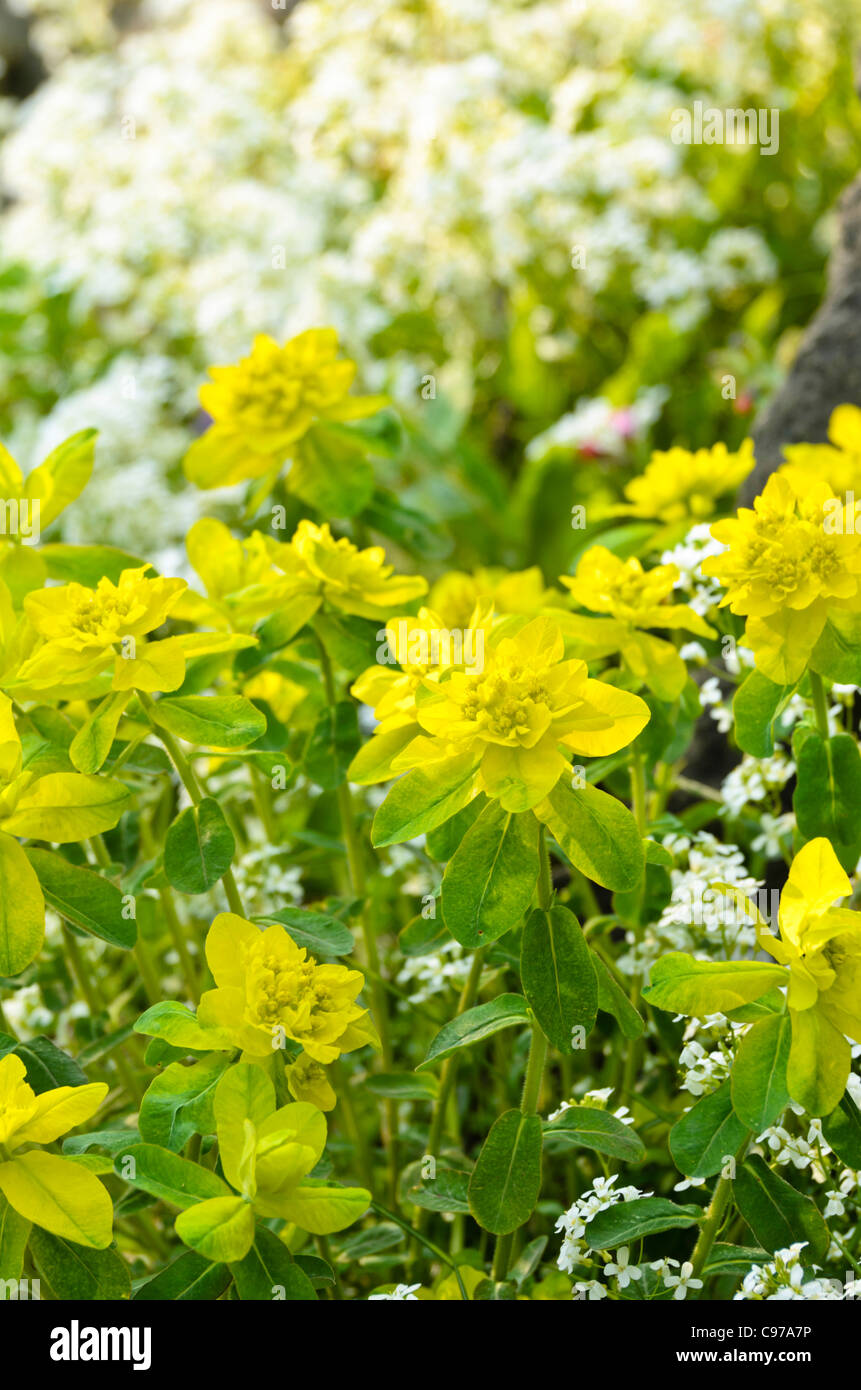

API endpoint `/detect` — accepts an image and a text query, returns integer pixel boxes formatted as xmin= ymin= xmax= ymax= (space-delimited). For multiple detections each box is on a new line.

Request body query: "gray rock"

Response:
xmin=744 ymin=171 xmax=861 ymax=503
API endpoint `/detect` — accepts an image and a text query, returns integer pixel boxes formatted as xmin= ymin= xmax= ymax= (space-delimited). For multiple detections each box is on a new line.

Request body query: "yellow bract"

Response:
xmin=17 ymin=565 xmax=188 ymax=694
xmin=559 ymin=546 xmax=714 ymax=700
xmin=703 ymin=472 xmax=861 ymax=683
xmin=760 ymin=837 xmax=861 ymax=1041
xmin=780 ymin=403 xmax=861 ymax=498
xmin=0 ymin=1054 xmax=113 ymax=1249
xmin=390 ymin=615 xmax=650 ymax=812
xmin=274 ymin=519 xmax=427 ymax=621
xmin=428 ymin=566 xmax=564 ymax=630
xmin=613 ymin=440 xmax=755 ymax=524
xmin=197 ymin=913 xmax=378 ymax=1063
xmin=184 ymin=328 xmax=385 ymax=488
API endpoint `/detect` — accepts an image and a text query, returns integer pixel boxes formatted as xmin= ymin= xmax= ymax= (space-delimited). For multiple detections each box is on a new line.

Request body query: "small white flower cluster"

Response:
xmin=368 ymin=1283 xmax=422 ymax=1300
xmin=397 ymin=939 xmax=473 ymax=1004
xmin=572 ymin=1250 xmax=704 ymax=1301
xmin=720 ymin=751 xmax=795 ymax=820
xmin=556 ymin=1173 xmax=652 ymax=1274
xmin=548 ymin=1086 xmax=635 ymax=1126
xmin=735 ymin=1243 xmax=857 ymax=1301
xmin=663 ymin=524 xmax=725 ymax=619
xmin=678 ymin=1017 xmax=739 ymax=1097
xmin=619 ymin=831 xmax=762 ymax=975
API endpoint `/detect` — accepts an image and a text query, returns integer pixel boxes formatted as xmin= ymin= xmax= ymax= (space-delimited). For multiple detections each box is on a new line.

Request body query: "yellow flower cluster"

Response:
xmin=703 ymin=472 xmax=861 ymax=683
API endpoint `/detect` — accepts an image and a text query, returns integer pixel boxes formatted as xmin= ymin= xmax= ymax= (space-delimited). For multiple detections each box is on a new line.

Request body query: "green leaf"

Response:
xmin=26 ymin=847 xmax=135 ymax=949
xmin=0 ymin=1193 xmax=30 ymax=1282
xmin=303 ymin=701 xmax=361 ymax=791
xmin=703 ymin=1244 xmax=771 ymax=1277
xmin=809 ymin=612 xmax=861 ymax=684
xmin=133 ymin=1000 xmax=224 ymax=1054
xmin=441 ymin=803 xmax=539 ymax=947
xmin=134 ymin=1249 xmax=232 ymax=1302
xmin=70 ymin=691 xmax=131 ymax=774
xmin=175 ymin=1195 xmax=256 ymax=1264
xmin=252 ymin=907 xmax=354 ymax=957
xmin=424 ymin=797 xmax=485 ymax=861
xmin=229 ymin=1227 xmax=316 ymax=1301
xmin=138 ymin=1055 xmax=230 ymax=1152
xmin=0 ymin=772 xmax=129 ymax=842
xmin=0 ymin=833 xmax=44 ymax=975
xmin=520 ymin=905 xmax=597 ymax=1052
xmin=643 ymin=952 xmax=787 ymax=1016
xmin=468 ymin=1110 xmax=543 ymax=1235
xmin=822 ymin=1095 xmax=861 ymax=1170
xmin=793 ymin=730 xmax=861 ymax=869
xmin=0 ymin=1034 xmax=86 ymax=1093
xmin=164 ymin=797 xmax=236 ymax=895
xmin=363 ymin=1072 xmax=439 ymax=1101
xmin=417 ymin=994 xmax=530 ymax=1072
xmin=29 ymin=1227 xmax=131 ymax=1300
xmin=733 ymin=1155 xmax=830 ymax=1260
xmin=290 ymin=422 xmax=375 ymax=517
xmin=787 ymin=1006 xmax=851 ymax=1117
xmin=150 ymin=695 xmax=267 ymax=749
xmin=535 ymin=779 xmax=644 ymax=892
xmin=585 ymin=1197 xmax=702 ymax=1250
xmin=372 ymin=754 xmax=479 ymax=848
xmin=40 ymin=544 xmax=146 ymax=588
xmin=407 ymin=1168 xmax=471 ymax=1214
xmin=733 ymin=670 xmax=792 ymax=758
xmin=731 ymin=1012 xmax=791 ymax=1131
xmin=509 ymin=1236 xmax=548 ymax=1288
xmin=544 ymin=1105 xmax=645 ymax=1162
xmin=669 ymin=1080 xmax=748 ymax=1179
xmin=113 ymin=1143 xmax=230 ymax=1210
xmin=0 ymin=1152 xmax=113 ymax=1249
xmin=594 ymin=955 xmax=645 ymax=1039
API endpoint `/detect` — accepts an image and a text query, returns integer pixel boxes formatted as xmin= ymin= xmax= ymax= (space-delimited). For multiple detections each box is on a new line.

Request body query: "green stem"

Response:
xmin=808 ymin=669 xmax=830 ymax=739
xmin=136 ymin=689 xmax=247 ymax=918
xmin=629 ymin=746 xmax=647 ymax=835
xmin=689 ymin=1136 xmax=749 ymax=1288
xmin=493 ymin=826 xmax=552 ymax=1282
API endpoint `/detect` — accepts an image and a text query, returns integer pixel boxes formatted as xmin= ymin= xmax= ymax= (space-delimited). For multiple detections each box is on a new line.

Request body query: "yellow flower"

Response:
xmin=390 ymin=615 xmax=650 ymax=811
xmin=171 ymin=1065 xmax=369 ymax=1260
xmin=175 ymin=517 xmax=294 ymax=630
xmin=702 ymin=472 xmax=861 ymax=683
xmin=274 ymin=519 xmax=427 ymax=622
xmin=0 ymin=1053 xmax=113 ymax=1248
xmin=286 ymin=1053 xmax=338 ymax=1112
xmin=349 ymin=604 xmax=491 ymax=783
xmin=184 ymin=328 xmax=385 ymax=489
xmin=759 ymin=837 xmax=861 ymax=1036
xmin=780 ymin=404 xmax=861 ymax=498
xmin=0 ymin=430 xmax=95 ymax=545
xmin=197 ymin=913 xmax=378 ymax=1063
xmin=17 ymin=565 xmax=188 ymax=693
xmin=428 ymin=567 xmax=564 ymax=630
xmin=613 ymin=440 xmax=755 ymax=525
xmin=558 ymin=546 xmax=714 ymax=700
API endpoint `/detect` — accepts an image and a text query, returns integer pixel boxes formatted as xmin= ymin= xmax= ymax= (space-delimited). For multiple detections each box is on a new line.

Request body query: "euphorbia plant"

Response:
xmin=1 ymin=347 xmax=860 ymax=1305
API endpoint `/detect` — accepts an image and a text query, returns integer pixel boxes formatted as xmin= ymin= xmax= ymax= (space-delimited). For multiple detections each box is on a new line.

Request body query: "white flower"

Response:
xmin=663 ymin=1261 xmax=703 ymax=1300
xmin=369 ymin=1283 xmax=422 ymax=1300
xmin=604 ymin=1247 xmax=642 ymax=1289
xmin=573 ymin=1278 xmax=607 ymax=1300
